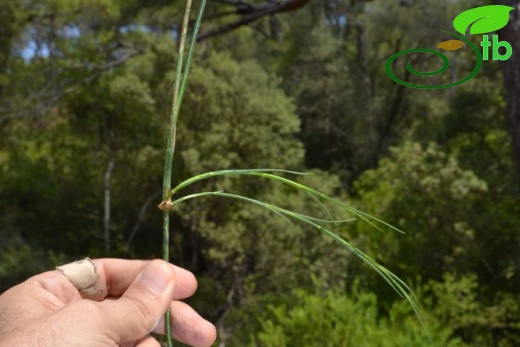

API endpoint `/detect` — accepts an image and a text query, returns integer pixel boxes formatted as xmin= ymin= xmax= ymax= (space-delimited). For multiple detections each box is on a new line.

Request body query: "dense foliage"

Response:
xmin=1 ymin=0 xmax=519 ymax=346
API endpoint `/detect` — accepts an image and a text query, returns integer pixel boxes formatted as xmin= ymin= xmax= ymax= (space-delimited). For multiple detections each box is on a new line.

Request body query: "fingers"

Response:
xmin=91 ymin=260 xmax=216 ymax=347
xmin=153 ymin=301 xmax=217 ymax=347
xmin=93 ymin=259 xmax=198 ymax=299
xmin=23 ymin=258 xmax=195 ymax=306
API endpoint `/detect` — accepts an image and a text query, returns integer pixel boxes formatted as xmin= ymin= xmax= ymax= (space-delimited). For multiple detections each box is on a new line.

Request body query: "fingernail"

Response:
xmin=139 ymin=261 xmax=171 ymax=293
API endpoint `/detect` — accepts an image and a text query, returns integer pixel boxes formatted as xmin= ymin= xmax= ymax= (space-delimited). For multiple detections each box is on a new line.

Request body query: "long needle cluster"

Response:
xmin=160 ymin=1 xmax=427 ymax=345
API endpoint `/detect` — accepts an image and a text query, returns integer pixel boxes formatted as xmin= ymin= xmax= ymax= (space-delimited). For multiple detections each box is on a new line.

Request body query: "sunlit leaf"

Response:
xmin=453 ymin=5 xmax=514 ymax=35
xmin=436 ymin=40 xmax=465 ymax=51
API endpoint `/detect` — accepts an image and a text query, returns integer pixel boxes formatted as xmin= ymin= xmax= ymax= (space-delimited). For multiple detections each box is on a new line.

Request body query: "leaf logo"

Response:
xmin=386 ymin=5 xmax=515 ymax=89
xmin=437 ymin=40 xmax=465 ymax=51
xmin=452 ymin=5 xmax=514 ymax=35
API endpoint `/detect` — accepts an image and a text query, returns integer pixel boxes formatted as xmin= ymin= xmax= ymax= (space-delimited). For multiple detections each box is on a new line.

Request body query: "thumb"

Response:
xmin=97 ymin=260 xmax=176 ymax=343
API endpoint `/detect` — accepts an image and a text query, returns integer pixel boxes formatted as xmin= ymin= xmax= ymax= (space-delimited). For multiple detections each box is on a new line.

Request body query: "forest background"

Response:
xmin=1 ymin=0 xmax=520 ymax=346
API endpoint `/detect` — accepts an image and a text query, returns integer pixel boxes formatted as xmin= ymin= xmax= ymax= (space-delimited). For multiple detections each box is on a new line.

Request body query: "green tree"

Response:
xmin=354 ymin=141 xmax=488 ymax=281
xmin=247 ymin=286 xmax=466 ymax=347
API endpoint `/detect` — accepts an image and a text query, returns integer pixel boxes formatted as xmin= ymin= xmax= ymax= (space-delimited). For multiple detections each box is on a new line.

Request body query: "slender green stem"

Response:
xmin=162 ymin=1 xmax=193 ymax=346
xmin=177 ymin=0 xmax=208 ymax=109
xmin=163 ymin=0 xmax=192 ymax=199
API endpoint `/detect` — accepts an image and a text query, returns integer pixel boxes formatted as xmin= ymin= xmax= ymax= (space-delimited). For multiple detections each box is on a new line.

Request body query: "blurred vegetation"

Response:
xmin=1 ymin=0 xmax=520 ymax=346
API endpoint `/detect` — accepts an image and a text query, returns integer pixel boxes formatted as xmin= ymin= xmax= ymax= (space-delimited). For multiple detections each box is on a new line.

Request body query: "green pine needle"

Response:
xmin=168 ymin=169 xmax=405 ymax=234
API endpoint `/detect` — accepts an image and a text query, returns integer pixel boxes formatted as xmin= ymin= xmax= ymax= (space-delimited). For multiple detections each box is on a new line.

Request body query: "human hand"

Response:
xmin=0 ymin=259 xmax=216 ymax=347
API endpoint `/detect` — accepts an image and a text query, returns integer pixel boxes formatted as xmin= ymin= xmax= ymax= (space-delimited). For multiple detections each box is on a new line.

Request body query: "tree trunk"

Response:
xmin=103 ymin=158 xmax=114 ymax=253
xmin=497 ymin=1 xmax=520 ymax=179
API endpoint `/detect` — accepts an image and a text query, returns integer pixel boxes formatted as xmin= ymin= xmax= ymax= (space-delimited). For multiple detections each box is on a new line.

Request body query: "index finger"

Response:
xmin=92 ymin=259 xmax=197 ymax=299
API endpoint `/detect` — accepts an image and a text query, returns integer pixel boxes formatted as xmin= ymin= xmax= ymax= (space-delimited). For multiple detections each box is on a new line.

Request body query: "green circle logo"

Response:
xmin=385 ymin=32 xmax=483 ymax=90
